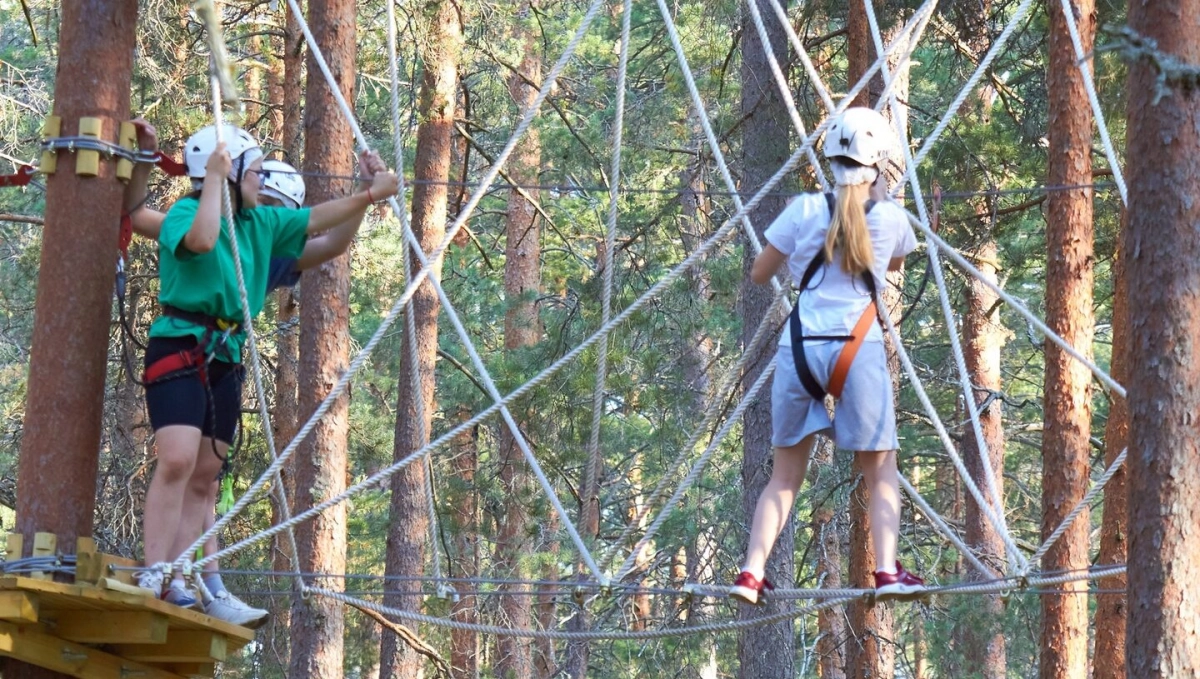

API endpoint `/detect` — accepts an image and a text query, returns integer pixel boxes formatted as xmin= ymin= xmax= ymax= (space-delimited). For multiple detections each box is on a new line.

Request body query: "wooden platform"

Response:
xmin=0 ymin=536 xmax=256 ymax=679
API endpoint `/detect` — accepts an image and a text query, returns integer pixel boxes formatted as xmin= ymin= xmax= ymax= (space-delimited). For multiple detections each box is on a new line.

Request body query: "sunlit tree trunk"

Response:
xmin=450 ymin=407 xmax=480 ymax=679
xmin=1124 ymin=1 xmax=1200 ymax=675
xmin=1041 ymin=2 xmax=1095 ymax=678
xmin=380 ymin=0 xmax=460 ymax=675
xmin=289 ymin=0 xmax=356 ymax=673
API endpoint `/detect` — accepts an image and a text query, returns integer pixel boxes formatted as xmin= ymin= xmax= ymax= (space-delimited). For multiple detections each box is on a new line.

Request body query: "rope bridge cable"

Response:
xmin=862 ymin=0 xmax=1018 ymax=572
xmin=284 ymin=0 xmax=610 ymax=583
xmin=607 ymin=0 xmax=939 ymax=584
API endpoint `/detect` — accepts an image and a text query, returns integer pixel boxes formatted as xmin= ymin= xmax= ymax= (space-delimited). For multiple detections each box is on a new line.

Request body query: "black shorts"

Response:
xmin=143 ymin=336 xmax=244 ymax=445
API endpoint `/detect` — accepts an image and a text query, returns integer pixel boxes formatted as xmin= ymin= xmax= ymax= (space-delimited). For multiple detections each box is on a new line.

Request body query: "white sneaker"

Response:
xmin=135 ymin=569 xmax=164 ymax=598
xmin=205 ymin=590 xmax=270 ymax=629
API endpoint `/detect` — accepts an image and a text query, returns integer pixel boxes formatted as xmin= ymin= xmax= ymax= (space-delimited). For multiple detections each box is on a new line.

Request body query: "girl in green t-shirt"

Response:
xmin=133 ymin=123 xmax=399 ymax=613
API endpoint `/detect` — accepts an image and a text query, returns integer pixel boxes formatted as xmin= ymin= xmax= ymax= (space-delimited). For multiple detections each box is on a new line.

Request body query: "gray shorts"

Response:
xmin=771 ymin=340 xmax=898 ymax=452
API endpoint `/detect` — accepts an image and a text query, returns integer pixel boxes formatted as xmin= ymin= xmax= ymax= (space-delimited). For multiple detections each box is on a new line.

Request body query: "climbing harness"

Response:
xmin=141 ymin=306 xmax=241 ymax=384
xmin=789 ymin=193 xmax=881 ymax=401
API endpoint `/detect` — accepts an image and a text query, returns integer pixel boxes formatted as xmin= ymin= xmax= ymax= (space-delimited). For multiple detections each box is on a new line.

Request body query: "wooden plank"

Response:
xmin=74 ymin=538 xmax=98 ymax=584
xmin=115 ymin=630 xmax=227 ymax=663
xmin=0 ymin=591 xmax=39 ymax=623
xmin=5 ymin=533 xmax=22 ymax=561
xmin=56 ymin=611 xmax=169 ymax=644
xmin=0 ymin=619 xmax=185 ymax=679
xmin=0 ymin=577 xmax=254 ymax=643
xmin=97 ymin=553 xmax=139 ymax=586
xmin=31 ymin=532 xmax=56 ymax=580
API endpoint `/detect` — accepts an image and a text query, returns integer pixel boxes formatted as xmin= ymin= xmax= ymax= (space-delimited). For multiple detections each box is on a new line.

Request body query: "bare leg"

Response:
xmin=143 ymin=425 xmax=204 ymax=565
xmin=857 ymin=449 xmax=900 ymax=571
xmin=168 ymin=438 xmax=227 ymax=566
xmin=742 ymin=434 xmax=816 ymax=577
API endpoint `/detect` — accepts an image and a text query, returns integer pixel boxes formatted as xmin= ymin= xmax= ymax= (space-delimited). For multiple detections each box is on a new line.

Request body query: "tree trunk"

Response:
xmin=960 ymin=240 xmax=1006 ymax=678
xmin=1092 ymin=214 xmax=1127 ymax=679
xmin=266 ymin=15 xmax=302 ymax=671
xmin=289 ymin=0 xmax=355 ymax=674
xmin=812 ymin=438 xmax=846 ymax=679
xmin=495 ymin=12 xmax=543 ymax=674
xmin=380 ymin=0 xmax=460 ymax=676
xmin=1041 ymin=2 xmax=1095 ymax=678
xmin=737 ymin=2 xmax=794 ymax=678
xmin=1124 ymin=1 xmax=1200 ymax=675
xmin=449 ymin=407 xmax=480 ymax=679
xmin=5 ymin=0 xmax=136 ymax=676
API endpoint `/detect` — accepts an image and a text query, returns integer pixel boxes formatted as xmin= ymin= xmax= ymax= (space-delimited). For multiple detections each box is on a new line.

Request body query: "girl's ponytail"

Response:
xmin=824 ymin=181 xmax=874 ymax=276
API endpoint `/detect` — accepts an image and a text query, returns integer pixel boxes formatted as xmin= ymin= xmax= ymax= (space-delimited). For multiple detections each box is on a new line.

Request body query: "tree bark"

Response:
xmin=1124 ymin=1 xmax=1200 ymax=675
xmin=288 ymin=0 xmax=355 ymax=674
xmin=960 ymin=240 xmax=1006 ymax=678
xmin=449 ymin=407 xmax=480 ymax=679
xmin=1092 ymin=214 xmax=1127 ymax=679
xmin=811 ymin=439 xmax=846 ymax=679
xmin=737 ymin=2 xmax=794 ymax=678
xmin=496 ymin=10 xmax=543 ymax=674
xmin=5 ymin=0 xmax=137 ymax=676
xmin=380 ymin=0 xmax=460 ymax=677
xmin=1041 ymin=2 xmax=1095 ymax=678
xmin=266 ymin=15 xmax=302 ymax=671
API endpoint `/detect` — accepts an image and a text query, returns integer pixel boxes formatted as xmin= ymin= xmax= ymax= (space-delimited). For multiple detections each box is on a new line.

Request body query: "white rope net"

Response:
xmin=176 ymin=0 xmax=1129 ymax=641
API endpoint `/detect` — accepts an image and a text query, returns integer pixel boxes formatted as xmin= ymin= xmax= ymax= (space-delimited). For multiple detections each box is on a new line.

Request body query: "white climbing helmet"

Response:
xmin=822 ymin=107 xmax=896 ymax=168
xmin=184 ymin=124 xmax=264 ymax=180
xmin=260 ymin=159 xmax=306 ymax=209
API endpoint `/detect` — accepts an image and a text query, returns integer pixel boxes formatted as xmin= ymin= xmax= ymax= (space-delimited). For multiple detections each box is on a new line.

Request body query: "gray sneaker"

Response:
xmin=205 ymin=591 xmax=270 ymax=629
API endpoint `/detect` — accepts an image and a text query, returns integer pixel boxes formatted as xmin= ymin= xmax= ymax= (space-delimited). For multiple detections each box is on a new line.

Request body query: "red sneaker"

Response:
xmin=874 ymin=561 xmax=926 ymax=601
xmin=730 ymin=571 xmax=774 ymax=605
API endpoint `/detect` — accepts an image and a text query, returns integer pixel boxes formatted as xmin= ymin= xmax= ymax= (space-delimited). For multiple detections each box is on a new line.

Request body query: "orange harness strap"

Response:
xmin=826 ymin=300 xmax=878 ymax=399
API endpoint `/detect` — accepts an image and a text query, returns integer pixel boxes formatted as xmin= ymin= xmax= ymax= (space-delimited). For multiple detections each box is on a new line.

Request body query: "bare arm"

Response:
xmin=131 ymin=209 xmax=165 ymax=239
xmin=184 ymin=146 xmax=231 ymax=254
xmin=888 ymin=256 xmax=906 ymax=272
xmin=751 ymin=244 xmax=787 ymax=285
xmin=306 ymin=169 xmax=399 ymax=235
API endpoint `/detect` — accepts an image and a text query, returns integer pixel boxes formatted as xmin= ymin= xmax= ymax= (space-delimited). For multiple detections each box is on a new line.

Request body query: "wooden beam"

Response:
xmin=56 ymin=611 xmax=169 ymax=644
xmin=0 ymin=591 xmax=38 ymax=623
xmin=0 ymin=619 xmax=185 ymax=679
xmin=31 ymin=532 xmax=56 ymax=579
xmin=5 ymin=533 xmax=22 ymax=561
xmin=115 ymin=630 xmax=228 ymax=663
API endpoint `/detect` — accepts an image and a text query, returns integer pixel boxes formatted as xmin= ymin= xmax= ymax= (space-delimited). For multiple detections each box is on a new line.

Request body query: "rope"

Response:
xmin=614 ymin=327 xmax=780 ymax=583
xmin=763 ymin=0 xmax=835 ymax=114
xmin=898 ymin=473 xmax=994 ymax=579
xmin=862 ymin=0 xmax=1017 ymax=570
xmin=579 ymin=0 xmax=632 ymax=598
xmin=1026 ymin=447 xmax=1127 ymax=571
xmin=1057 ymin=0 xmax=1128 ymax=206
xmin=742 ymin=0 xmax=828 ymax=192
xmin=386 ymin=0 xmax=445 ymax=589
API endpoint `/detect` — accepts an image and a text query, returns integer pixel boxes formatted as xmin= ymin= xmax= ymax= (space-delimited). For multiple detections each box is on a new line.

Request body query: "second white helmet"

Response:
xmin=260 ymin=160 xmax=306 ymax=209
xmin=184 ymin=124 xmax=264 ymax=180
xmin=822 ymin=107 xmax=896 ymax=168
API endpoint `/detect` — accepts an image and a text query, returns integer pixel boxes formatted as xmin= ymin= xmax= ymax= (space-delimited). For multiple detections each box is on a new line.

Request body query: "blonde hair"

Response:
xmin=824 ymin=181 xmax=874 ymax=276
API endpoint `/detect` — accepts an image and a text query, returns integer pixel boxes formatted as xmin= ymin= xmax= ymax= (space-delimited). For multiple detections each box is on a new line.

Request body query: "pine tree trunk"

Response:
xmin=450 ymin=407 xmax=480 ymax=679
xmin=1124 ymin=1 xmax=1200 ymax=674
xmin=1041 ymin=3 xmax=1095 ymax=678
xmin=495 ymin=18 xmax=543 ymax=672
xmin=960 ymin=240 xmax=1006 ymax=678
xmin=380 ymin=0 xmax=460 ymax=676
xmin=1092 ymin=213 xmax=1127 ymax=679
xmin=266 ymin=18 xmax=301 ymax=670
xmin=737 ymin=2 xmax=794 ymax=678
xmin=289 ymin=0 xmax=355 ymax=674
xmin=812 ymin=439 xmax=846 ymax=679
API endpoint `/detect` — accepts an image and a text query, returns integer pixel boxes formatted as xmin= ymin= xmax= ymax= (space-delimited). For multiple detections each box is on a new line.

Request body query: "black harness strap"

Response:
xmin=788 ymin=193 xmax=879 ymax=401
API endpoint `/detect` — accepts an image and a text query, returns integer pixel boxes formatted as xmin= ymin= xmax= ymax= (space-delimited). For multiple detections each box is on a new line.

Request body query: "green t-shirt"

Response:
xmin=149 ymin=196 xmax=310 ymax=362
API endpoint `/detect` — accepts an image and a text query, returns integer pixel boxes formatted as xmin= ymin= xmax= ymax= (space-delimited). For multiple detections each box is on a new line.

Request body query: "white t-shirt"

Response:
xmin=764 ymin=193 xmax=917 ymax=346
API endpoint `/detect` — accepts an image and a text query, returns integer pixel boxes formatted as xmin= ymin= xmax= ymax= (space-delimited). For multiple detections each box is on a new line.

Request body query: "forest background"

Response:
xmin=0 ymin=0 xmax=1135 ymax=676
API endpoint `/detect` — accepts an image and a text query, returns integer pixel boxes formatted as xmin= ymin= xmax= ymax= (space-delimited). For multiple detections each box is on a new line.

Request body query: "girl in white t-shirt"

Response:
xmin=731 ymin=108 xmax=926 ymax=604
